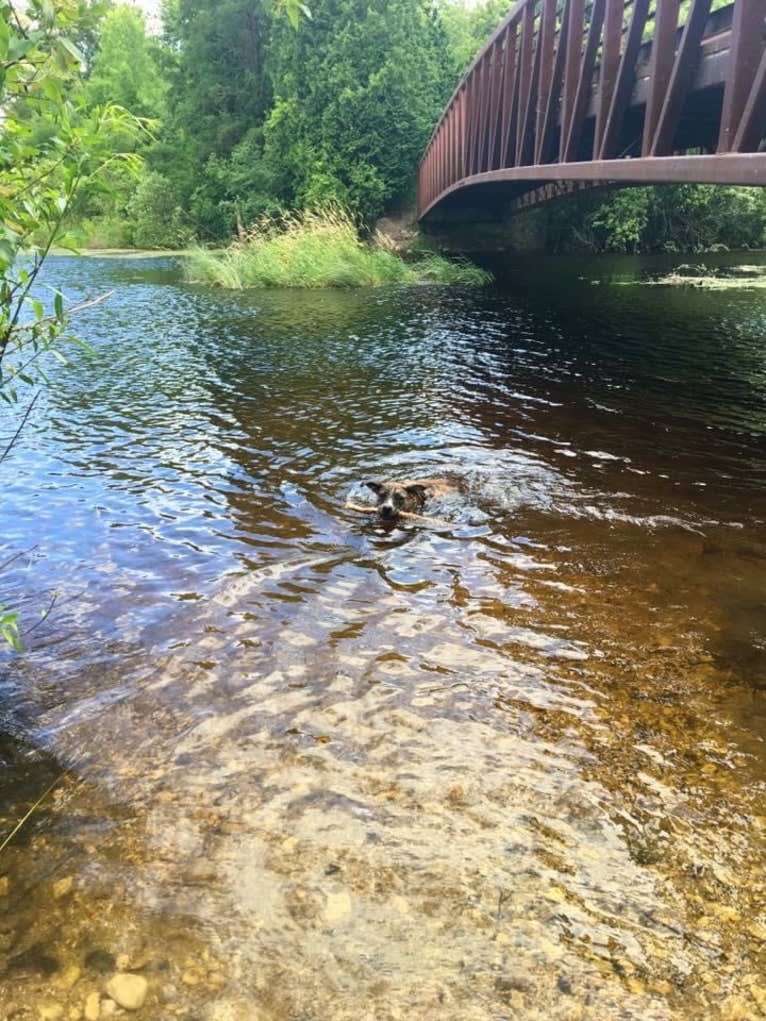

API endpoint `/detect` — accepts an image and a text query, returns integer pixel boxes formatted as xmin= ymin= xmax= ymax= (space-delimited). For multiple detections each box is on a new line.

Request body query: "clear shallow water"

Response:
xmin=1 ymin=253 xmax=765 ymax=1020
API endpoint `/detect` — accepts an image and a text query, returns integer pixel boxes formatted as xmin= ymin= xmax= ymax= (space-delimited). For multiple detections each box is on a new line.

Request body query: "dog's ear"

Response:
xmin=405 ymin=484 xmax=427 ymax=503
xmin=365 ymin=481 xmax=384 ymax=495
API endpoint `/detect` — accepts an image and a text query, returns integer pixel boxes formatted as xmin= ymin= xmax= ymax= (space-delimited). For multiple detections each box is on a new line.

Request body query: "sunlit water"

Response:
xmin=1 ymin=253 xmax=765 ymax=1020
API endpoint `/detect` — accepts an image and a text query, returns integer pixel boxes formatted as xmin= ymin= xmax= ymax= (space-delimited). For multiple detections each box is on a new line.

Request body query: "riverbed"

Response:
xmin=1 ymin=253 xmax=765 ymax=1020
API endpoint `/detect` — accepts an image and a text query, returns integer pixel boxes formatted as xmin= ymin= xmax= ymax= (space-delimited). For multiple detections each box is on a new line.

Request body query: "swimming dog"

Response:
xmin=364 ymin=477 xmax=464 ymax=521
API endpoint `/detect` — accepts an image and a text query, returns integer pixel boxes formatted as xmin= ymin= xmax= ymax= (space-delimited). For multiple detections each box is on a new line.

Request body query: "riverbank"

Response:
xmin=51 ymin=247 xmax=206 ymax=259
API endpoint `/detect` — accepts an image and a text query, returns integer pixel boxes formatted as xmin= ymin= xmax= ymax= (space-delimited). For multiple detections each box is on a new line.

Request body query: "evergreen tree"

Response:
xmin=153 ymin=0 xmax=273 ymax=237
xmin=261 ymin=0 xmax=452 ymax=224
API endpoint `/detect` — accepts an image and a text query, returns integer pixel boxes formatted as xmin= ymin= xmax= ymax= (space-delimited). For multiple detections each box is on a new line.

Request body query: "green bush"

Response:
xmin=77 ymin=217 xmax=134 ymax=250
xmin=128 ymin=172 xmax=195 ymax=249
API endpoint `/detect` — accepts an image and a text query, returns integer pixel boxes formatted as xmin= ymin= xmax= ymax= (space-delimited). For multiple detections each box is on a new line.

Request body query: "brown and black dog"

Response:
xmin=365 ymin=477 xmax=464 ymax=521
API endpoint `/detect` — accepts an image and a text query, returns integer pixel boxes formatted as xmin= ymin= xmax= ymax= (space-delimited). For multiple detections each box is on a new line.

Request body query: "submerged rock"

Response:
xmin=324 ymin=890 xmax=352 ymax=923
xmin=204 ymin=999 xmax=262 ymax=1021
xmin=52 ymin=876 xmax=74 ymax=900
xmin=39 ymin=1005 xmax=65 ymax=1021
xmin=55 ymin=964 xmax=82 ymax=991
xmin=84 ymin=993 xmax=101 ymax=1021
xmin=105 ymin=973 xmax=148 ymax=1011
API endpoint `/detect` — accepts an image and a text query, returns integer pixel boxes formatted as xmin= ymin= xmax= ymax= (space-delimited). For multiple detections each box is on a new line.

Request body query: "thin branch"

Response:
xmin=0 ymin=771 xmax=69 ymax=855
xmin=0 ymin=392 xmax=39 ymax=466
xmin=22 ymin=591 xmax=58 ymax=636
xmin=345 ymin=502 xmax=451 ymax=526
xmin=8 ymin=1 xmax=29 ymax=39
xmin=0 ymin=179 xmax=80 ymax=360
xmin=0 ymin=545 xmax=38 ymax=574
xmin=8 ymin=290 xmax=114 ymax=339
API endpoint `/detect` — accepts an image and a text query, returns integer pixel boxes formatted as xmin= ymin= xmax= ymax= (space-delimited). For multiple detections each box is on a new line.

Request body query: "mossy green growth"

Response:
xmin=183 ymin=209 xmax=491 ymax=289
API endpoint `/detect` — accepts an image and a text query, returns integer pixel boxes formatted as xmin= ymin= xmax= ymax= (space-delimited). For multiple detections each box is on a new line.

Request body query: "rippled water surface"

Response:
xmin=1 ymin=253 xmax=765 ymax=1020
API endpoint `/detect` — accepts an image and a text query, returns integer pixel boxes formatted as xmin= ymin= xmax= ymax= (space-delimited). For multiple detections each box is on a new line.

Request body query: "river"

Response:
xmin=1 ymin=253 xmax=765 ymax=1020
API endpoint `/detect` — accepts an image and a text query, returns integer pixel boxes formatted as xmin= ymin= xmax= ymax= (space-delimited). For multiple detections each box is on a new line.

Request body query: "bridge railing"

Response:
xmin=418 ymin=0 xmax=766 ymax=218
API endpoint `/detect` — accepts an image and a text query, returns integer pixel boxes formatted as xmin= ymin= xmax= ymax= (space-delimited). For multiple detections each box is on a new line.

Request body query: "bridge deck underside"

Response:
xmin=424 ymin=153 xmax=766 ymax=220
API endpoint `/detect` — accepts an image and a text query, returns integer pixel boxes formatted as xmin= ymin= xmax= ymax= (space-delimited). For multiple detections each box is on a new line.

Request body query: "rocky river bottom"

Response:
xmin=1 ymin=252 xmax=765 ymax=1020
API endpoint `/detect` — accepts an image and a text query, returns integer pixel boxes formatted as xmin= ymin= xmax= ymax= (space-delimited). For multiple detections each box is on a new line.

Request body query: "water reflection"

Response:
xmin=0 ymin=254 xmax=765 ymax=1019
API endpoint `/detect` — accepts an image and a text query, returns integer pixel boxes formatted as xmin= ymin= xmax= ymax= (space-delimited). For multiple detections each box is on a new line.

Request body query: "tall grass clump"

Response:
xmin=184 ymin=208 xmax=491 ymax=289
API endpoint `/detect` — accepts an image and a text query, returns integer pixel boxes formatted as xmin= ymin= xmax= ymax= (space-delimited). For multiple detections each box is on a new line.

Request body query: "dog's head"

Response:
xmin=365 ymin=480 xmax=427 ymax=520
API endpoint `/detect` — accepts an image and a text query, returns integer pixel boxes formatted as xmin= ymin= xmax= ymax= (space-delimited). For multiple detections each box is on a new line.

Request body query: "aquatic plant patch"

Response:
xmin=644 ymin=264 xmax=766 ymax=290
xmin=183 ymin=209 xmax=491 ymax=290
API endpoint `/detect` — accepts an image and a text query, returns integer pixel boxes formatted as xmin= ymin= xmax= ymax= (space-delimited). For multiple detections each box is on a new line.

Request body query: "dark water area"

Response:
xmin=0 ymin=253 xmax=765 ymax=1020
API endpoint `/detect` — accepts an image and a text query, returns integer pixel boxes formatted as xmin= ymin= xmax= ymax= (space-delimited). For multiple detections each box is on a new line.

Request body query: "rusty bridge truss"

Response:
xmin=418 ymin=0 xmax=766 ymax=220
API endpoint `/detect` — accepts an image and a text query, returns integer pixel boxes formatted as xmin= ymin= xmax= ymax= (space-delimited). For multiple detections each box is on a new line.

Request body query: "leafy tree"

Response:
xmin=438 ymin=0 xmax=509 ymax=76
xmin=153 ymin=0 xmax=450 ymax=235
xmin=261 ymin=0 xmax=452 ymax=224
xmin=71 ymin=5 xmax=165 ymax=243
xmin=548 ymin=185 xmax=766 ymax=253
xmin=83 ymin=4 xmax=166 ymax=117
xmin=128 ymin=169 xmax=193 ymax=248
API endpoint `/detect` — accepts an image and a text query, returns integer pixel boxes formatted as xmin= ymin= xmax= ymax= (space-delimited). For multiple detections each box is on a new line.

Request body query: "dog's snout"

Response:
xmin=380 ymin=503 xmax=395 ymax=518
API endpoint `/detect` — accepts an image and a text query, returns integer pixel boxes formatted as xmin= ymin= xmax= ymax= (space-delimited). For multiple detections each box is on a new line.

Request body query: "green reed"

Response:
xmin=183 ymin=208 xmax=491 ymax=290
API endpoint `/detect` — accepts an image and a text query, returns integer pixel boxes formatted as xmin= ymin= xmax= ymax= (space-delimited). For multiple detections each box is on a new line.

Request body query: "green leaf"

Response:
xmin=59 ymin=36 xmax=85 ymax=66
xmin=0 ymin=18 xmax=10 ymax=61
xmin=0 ymin=609 xmax=22 ymax=652
xmin=42 ymin=77 xmax=63 ymax=102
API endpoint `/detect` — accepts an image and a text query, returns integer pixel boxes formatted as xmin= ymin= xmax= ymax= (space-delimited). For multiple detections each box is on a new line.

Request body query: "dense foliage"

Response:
xmin=104 ymin=0 xmax=452 ymax=244
xmin=439 ymin=0 xmax=508 ymax=74
xmin=258 ymin=0 xmax=452 ymax=225
xmin=548 ymin=185 xmax=766 ymax=254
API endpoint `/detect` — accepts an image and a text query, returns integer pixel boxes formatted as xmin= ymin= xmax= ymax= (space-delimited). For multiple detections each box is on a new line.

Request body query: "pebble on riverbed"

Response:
xmin=323 ymin=890 xmax=352 ymax=924
xmin=84 ymin=993 xmax=101 ymax=1021
xmin=52 ymin=876 xmax=74 ymax=900
xmin=54 ymin=965 xmax=82 ymax=991
xmin=104 ymin=973 xmax=148 ymax=1011
xmin=39 ymin=1005 xmax=65 ymax=1021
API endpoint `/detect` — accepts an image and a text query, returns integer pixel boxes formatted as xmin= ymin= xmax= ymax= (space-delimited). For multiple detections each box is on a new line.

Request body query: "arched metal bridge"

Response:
xmin=418 ymin=0 xmax=766 ymax=221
